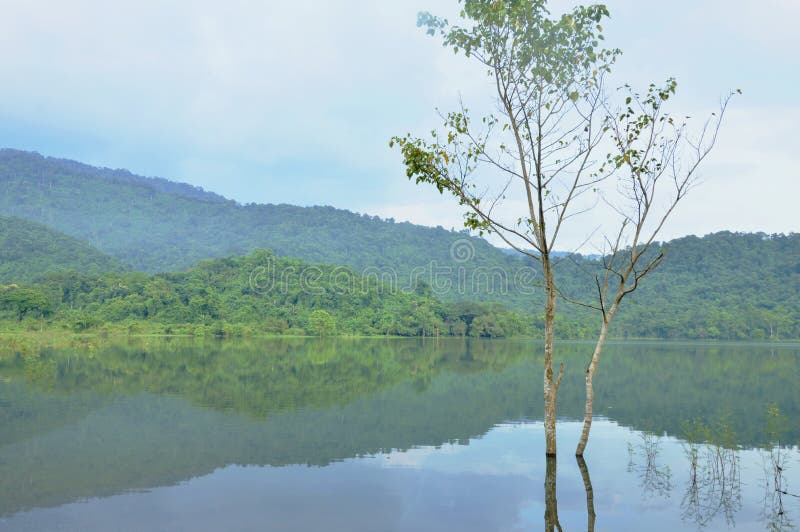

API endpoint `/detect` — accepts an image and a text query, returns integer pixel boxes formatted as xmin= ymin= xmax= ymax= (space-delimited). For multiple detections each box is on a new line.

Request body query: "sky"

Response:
xmin=0 ymin=0 xmax=797 ymax=250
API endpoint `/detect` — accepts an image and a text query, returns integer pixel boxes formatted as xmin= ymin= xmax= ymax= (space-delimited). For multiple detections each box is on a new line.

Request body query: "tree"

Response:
xmin=392 ymin=0 xmax=733 ymax=456
xmin=308 ymin=309 xmax=336 ymax=336
xmin=0 ymin=286 xmax=52 ymax=321
xmin=570 ymin=81 xmax=735 ymax=456
xmin=392 ymin=0 xmax=616 ymax=456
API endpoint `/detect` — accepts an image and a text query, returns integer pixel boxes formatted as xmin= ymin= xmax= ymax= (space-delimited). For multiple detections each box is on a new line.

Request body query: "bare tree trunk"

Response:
xmin=544 ymin=455 xmax=562 ymax=531
xmin=576 ymin=456 xmax=596 ymax=531
xmin=543 ymin=263 xmax=562 ymax=456
xmin=576 ymin=317 xmax=610 ymax=456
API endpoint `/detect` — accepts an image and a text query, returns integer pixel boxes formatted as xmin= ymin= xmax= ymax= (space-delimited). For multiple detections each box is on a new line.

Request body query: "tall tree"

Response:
xmin=391 ymin=0 xmax=733 ymax=455
xmin=571 ymin=80 xmax=735 ymax=455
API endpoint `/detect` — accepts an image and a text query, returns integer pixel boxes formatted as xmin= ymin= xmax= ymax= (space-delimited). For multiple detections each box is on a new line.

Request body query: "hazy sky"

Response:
xmin=0 ymin=0 xmax=797 ymax=249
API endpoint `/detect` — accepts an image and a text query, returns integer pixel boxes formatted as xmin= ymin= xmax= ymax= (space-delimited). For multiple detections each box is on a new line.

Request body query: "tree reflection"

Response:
xmin=627 ymin=432 xmax=672 ymax=498
xmin=576 ymin=456 xmax=596 ymax=532
xmin=5 ymin=339 xmax=800 ymax=450
xmin=543 ymin=456 xmax=596 ymax=531
xmin=544 ymin=456 xmax=562 ymax=531
xmin=679 ymin=420 xmax=742 ymax=528
xmin=7 ymin=338 xmax=532 ymax=419
xmin=761 ymin=445 xmax=794 ymax=531
xmin=760 ymin=406 xmax=796 ymax=531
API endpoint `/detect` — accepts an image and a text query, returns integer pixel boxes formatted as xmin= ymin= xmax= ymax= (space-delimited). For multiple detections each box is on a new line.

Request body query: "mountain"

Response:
xmin=0 ymin=215 xmax=124 ymax=283
xmin=0 ymin=149 xmax=227 ymax=204
xmin=610 ymin=231 xmax=800 ymax=339
xmin=1 ymin=149 xmax=798 ymax=340
xmin=0 ymin=149 xmax=526 ymax=299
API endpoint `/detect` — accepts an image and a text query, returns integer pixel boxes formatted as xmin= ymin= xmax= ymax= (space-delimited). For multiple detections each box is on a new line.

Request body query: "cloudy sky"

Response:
xmin=0 ymin=0 xmax=797 ymax=249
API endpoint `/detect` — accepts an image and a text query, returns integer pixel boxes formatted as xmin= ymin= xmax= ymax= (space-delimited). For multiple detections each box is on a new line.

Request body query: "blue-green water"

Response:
xmin=0 ymin=338 xmax=798 ymax=530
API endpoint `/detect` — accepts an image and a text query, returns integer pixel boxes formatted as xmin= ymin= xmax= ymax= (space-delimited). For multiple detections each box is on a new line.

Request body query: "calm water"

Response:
xmin=0 ymin=338 xmax=798 ymax=531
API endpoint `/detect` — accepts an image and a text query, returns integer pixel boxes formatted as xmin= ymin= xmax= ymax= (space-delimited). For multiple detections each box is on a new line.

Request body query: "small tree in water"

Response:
xmin=391 ymin=0 xmax=735 ymax=456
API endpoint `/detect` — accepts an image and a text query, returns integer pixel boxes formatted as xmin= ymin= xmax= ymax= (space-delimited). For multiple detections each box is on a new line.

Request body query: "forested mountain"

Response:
xmin=509 ymin=231 xmax=800 ymax=340
xmin=0 ymin=149 xmax=226 ymax=204
xmin=0 ymin=150 xmax=526 ymax=294
xmin=610 ymin=232 xmax=800 ymax=339
xmin=0 ymin=249 xmax=526 ymax=337
xmin=0 ymin=149 xmax=798 ymax=339
xmin=0 ymin=233 xmax=798 ymax=340
xmin=0 ymin=216 xmax=124 ymax=283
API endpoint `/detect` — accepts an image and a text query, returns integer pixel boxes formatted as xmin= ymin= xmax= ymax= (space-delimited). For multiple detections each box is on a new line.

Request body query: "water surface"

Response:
xmin=0 ymin=338 xmax=798 ymax=530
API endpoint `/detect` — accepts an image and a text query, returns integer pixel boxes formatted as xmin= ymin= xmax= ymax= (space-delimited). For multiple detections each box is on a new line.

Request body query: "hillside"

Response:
xmin=0 ymin=232 xmax=798 ymax=340
xmin=0 ymin=150 xmax=526 ymax=300
xmin=0 ymin=249 xmax=526 ymax=337
xmin=0 ymin=149 xmax=798 ymax=339
xmin=0 ymin=216 xmax=124 ymax=283
xmin=611 ymin=231 xmax=800 ymax=339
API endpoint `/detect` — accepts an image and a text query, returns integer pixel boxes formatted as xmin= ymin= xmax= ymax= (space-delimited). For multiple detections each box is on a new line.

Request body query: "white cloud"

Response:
xmin=0 ymin=0 xmax=796 ymax=244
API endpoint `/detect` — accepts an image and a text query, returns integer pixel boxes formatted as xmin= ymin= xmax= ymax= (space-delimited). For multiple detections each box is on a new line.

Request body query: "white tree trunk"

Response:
xmin=576 ymin=312 xmax=613 ymax=456
xmin=543 ymin=264 xmax=561 ymax=456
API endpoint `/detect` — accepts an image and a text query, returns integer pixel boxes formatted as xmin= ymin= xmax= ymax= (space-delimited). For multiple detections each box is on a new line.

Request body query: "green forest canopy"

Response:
xmin=0 ymin=231 xmax=798 ymax=339
xmin=0 ymin=215 xmax=124 ymax=283
xmin=0 ymin=149 xmax=527 ymax=301
xmin=0 ymin=150 xmax=798 ymax=339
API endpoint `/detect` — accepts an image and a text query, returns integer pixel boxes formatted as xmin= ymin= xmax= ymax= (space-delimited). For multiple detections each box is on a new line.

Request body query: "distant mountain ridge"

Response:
xmin=0 ymin=215 xmax=124 ymax=283
xmin=0 ymin=149 xmax=227 ymax=204
xmin=0 ymin=148 xmax=527 ymax=301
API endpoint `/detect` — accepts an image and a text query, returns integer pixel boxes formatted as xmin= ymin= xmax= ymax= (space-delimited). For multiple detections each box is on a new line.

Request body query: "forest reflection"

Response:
xmin=1 ymin=338 xmax=798 ymax=529
xmin=2 ymin=338 xmax=798 ymax=448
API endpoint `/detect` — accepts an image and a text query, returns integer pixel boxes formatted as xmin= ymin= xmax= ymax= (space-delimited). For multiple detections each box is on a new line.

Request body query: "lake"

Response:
xmin=0 ymin=338 xmax=798 ymax=531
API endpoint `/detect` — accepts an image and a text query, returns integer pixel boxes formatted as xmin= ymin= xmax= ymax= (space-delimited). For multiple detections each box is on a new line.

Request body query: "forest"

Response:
xmin=0 ymin=248 xmax=528 ymax=338
xmin=0 ymin=149 xmax=526 ymax=290
xmin=0 ymin=150 xmax=798 ymax=340
xmin=0 ymin=230 xmax=798 ymax=339
xmin=0 ymin=215 xmax=124 ymax=282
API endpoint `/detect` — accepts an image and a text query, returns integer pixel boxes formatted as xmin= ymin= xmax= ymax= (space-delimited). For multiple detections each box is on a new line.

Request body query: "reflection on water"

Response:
xmin=544 ymin=455 xmax=596 ymax=531
xmin=761 ymin=445 xmax=795 ymax=531
xmin=627 ymin=432 xmax=673 ymax=498
xmin=544 ymin=456 xmax=561 ymax=531
xmin=760 ymin=404 xmax=798 ymax=531
xmin=680 ymin=419 xmax=742 ymax=528
xmin=0 ymin=338 xmax=798 ymax=531
xmin=576 ymin=456 xmax=596 ymax=532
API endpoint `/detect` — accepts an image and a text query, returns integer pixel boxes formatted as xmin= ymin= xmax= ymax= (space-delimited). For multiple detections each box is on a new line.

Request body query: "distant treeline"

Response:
xmin=0 ymin=250 xmax=530 ymax=338
xmin=1 ymin=234 xmax=799 ymax=340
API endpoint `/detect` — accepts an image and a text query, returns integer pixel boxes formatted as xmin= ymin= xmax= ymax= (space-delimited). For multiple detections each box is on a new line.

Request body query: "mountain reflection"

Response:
xmin=0 ymin=338 xmax=798 ymax=526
